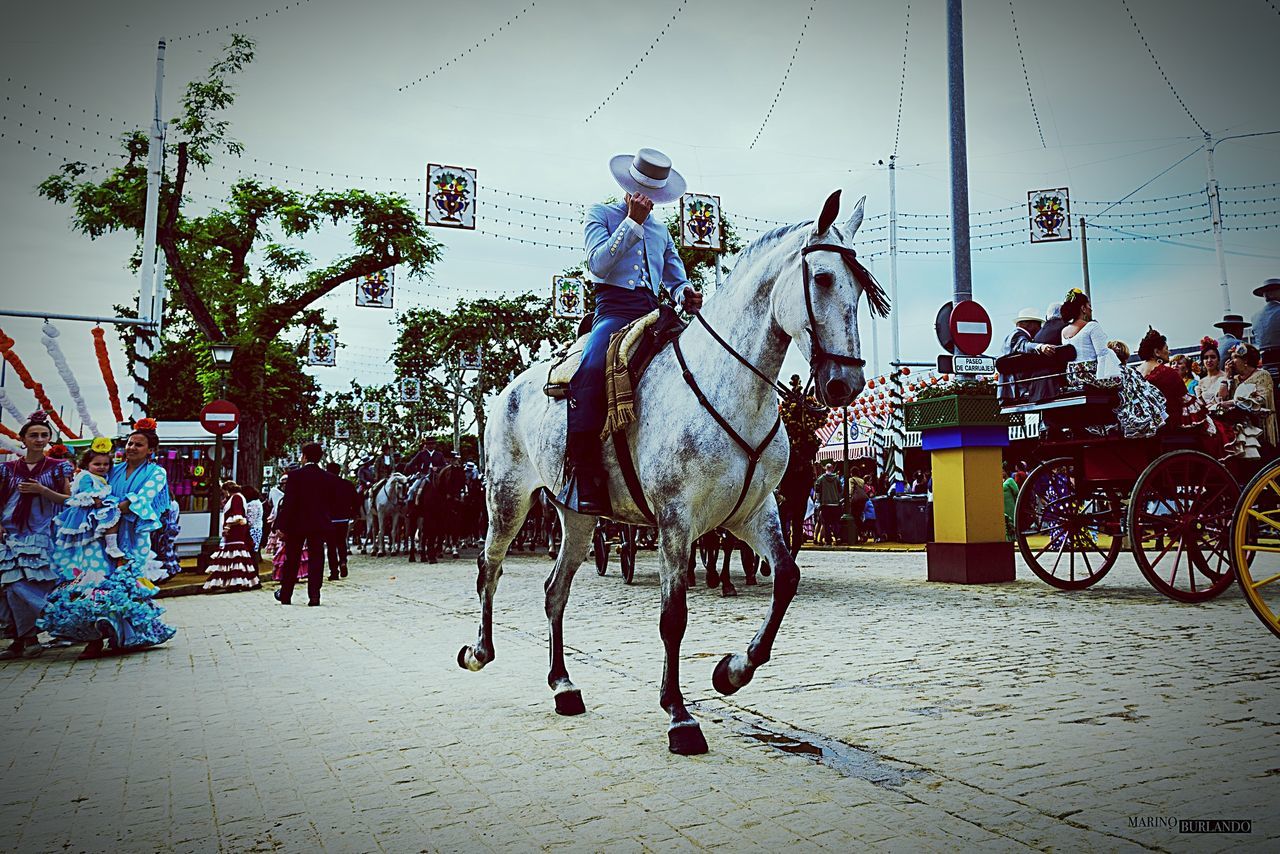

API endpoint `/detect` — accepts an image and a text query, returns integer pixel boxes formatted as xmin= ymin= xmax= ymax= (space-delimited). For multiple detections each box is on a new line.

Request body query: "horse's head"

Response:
xmin=773 ymin=190 xmax=890 ymax=408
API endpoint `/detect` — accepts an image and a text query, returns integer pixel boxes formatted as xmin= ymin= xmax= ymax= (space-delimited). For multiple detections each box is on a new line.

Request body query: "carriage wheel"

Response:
xmin=1230 ymin=462 xmax=1280 ymax=639
xmin=620 ymin=526 xmax=637 ymax=585
xmin=1128 ymin=450 xmax=1238 ymax=603
xmin=1015 ymin=457 xmax=1123 ymax=590
xmin=593 ymin=524 xmax=609 ymax=576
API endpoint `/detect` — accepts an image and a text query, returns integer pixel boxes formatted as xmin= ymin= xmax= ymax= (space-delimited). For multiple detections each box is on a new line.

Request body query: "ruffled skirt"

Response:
xmin=203 ymin=541 xmax=261 ymax=591
xmin=40 ymin=550 xmax=176 ymax=648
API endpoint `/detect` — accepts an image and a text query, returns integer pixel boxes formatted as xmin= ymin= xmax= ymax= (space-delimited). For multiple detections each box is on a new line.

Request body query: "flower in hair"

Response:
xmin=27 ymin=410 xmax=49 ymax=424
xmin=134 ymin=417 xmax=158 ymax=431
xmin=90 ymin=436 xmax=114 ymax=454
xmin=1200 ymin=335 xmax=1217 ymax=350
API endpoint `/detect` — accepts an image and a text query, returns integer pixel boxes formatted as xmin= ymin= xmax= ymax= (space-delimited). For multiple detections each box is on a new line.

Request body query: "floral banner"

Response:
xmin=307 ymin=332 xmax=336 ymax=366
xmin=399 ymin=377 xmax=421 ymax=403
xmin=1028 ymin=188 xmax=1071 ymax=243
xmin=334 ymin=420 xmax=351 ymax=439
xmin=426 ymin=164 xmax=477 ymax=229
xmin=552 ymin=276 xmax=586 ymax=319
xmin=460 ymin=349 xmax=482 ymax=372
xmin=356 ymin=268 xmax=394 ymax=308
xmin=679 ymin=193 xmax=722 ymax=252
xmin=361 ymin=401 xmax=381 ymax=423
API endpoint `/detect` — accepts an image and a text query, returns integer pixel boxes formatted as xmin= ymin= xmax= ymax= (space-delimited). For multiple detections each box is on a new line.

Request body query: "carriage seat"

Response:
xmin=543 ymin=307 xmax=686 ymax=399
xmin=995 ymin=345 xmax=1077 ymax=405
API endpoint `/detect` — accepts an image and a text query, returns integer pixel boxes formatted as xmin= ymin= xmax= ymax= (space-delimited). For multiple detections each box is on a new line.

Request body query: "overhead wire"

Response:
xmin=169 ymin=0 xmax=315 ymax=42
xmin=584 ymin=0 xmax=689 ymax=123
xmin=1008 ymin=0 xmax=1045 ymax=148
xmin=748 ymin=1 xmax=816 ymax=149
xmin=1119 ymin=0 xmax=1206 ymax=134
xmin=891 ymin=2 xmax=911 ymax=159
xmin=398 ymin=2 xmax=539 ymax=93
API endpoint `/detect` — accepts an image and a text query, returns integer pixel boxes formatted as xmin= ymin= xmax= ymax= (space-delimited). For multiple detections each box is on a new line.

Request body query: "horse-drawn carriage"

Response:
xmin=1229 ymin=458 xmax=1280 ymax=638
xmin=1000 ymin=349 xmax=1241 ymax=603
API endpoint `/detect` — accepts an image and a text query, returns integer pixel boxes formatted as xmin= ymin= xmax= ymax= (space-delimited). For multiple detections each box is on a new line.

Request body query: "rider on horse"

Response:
xmin=562 ymin=149 xmax=704 ymax=516
xmin=405 ymin=436 xmax=447 ymax=476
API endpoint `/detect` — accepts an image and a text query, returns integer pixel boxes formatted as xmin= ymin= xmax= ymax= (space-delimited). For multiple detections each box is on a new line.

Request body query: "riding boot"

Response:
xmin=559 ymin=432 xmax=612 ymax=516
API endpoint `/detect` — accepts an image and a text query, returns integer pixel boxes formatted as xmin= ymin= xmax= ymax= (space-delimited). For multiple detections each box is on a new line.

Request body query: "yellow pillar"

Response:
xmin=931 ymin=446 xmax=1006 ymax=543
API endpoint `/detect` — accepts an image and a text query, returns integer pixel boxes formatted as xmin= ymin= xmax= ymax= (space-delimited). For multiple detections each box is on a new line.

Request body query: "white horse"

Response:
xmin=365 ymin=473 xmax=408 ymax=556
xmin=459 ymin=191 xmax=887 ymax=755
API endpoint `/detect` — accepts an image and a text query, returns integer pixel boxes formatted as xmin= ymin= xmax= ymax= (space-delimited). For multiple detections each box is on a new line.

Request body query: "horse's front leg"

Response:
xmin=544 ymin=510 xmax=596 ymax=715
xmin=716 ymin=496 xmax=798 ymax=696
xmin=657 ymin=525 xmax=708 ymax=755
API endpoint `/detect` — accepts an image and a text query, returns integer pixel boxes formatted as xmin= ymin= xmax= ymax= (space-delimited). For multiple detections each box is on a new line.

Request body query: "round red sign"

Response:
xmin=948 ymin=300 xmax=993 ymax=356
xmin=200 ymin=399 xmax=240 ymax=436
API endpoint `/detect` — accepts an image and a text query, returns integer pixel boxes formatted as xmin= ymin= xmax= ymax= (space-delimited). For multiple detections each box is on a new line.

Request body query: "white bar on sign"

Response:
xmin=206 ymin=413 xmax=236 ymax=422
xmin=955 ymin=321 xmax=988 ymax=334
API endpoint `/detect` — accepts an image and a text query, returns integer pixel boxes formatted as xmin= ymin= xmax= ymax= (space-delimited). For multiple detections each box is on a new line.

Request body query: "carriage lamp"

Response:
xmin=211 ymin=342 xmax=236 ymax=366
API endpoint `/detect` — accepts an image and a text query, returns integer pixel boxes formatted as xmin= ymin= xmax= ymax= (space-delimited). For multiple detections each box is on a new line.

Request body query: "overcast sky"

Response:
xmin=1 ymin=0 xmax=1278 ymax=440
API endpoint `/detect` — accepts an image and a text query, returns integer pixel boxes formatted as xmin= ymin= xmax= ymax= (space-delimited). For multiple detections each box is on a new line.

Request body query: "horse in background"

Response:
xmin=363 ymin=473 xmax=408 ymax=556
xmin=407 ymin=463 xmax=468 ymax=563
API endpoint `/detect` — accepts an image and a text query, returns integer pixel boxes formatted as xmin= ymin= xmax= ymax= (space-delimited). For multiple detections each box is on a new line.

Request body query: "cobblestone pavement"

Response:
xmin=0 ymin=547 xmax=1275 ymax=853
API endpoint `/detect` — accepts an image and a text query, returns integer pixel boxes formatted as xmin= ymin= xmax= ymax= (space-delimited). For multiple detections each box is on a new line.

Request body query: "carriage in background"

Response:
xmin=998 ymin=348 xmax=1241 ymax=603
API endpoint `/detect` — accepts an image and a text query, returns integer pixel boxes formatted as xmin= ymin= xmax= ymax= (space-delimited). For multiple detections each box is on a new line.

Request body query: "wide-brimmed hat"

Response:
xmin=1253 ymin=277 xmax=1280 ymax=298
xmin=1014 ymin=307 xmax=1044 ymax=324
xmin=1213 ymin=313 xmax=1252 ymax=330
xmin=609 ymin=148 xmax=686 ymax=204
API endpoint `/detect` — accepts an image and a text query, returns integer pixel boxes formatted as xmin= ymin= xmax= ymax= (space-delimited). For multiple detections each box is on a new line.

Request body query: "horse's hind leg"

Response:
xmin=458 ymin=481 xmax=534 ymax=672
xmin=544 ymin=509 xmax=596 ymax=716
xmin=657 ymin=522 xmax=708 ymax=755
xmin=715 ymin=496 xmax=798 ymax=697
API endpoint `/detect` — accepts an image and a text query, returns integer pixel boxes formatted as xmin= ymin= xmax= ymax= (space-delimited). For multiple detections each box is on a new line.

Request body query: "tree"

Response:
xmin=37 ymin=34 xmax=442 ymax=484
xmin=393 ymin=293 xmax=576 ymax=462
xmin=305 ymin=379 xmax=450 ymax=474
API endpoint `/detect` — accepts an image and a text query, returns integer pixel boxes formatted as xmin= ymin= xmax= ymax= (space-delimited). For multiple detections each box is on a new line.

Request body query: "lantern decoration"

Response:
xmin=900 ymin=366 xmax=910 ymax=375
xmin=356 ymin=268 xmax=394 ymax=308
xmin=552 ymin=276 xmax=586 ymax=319
xmin=362 ymin=401 xmax=381 ymax=423
xmin=460 ymin=349 xmax=483 ymax=372
xmin=426 ymin=163 xmax=477 ymax=229
xmin=334 ymin=420 xmax=351 ymax=439
xmin=307 ymin=332 xmax=336 ymax=367
xmin=679 ymin=193 xmax=723 ymax=252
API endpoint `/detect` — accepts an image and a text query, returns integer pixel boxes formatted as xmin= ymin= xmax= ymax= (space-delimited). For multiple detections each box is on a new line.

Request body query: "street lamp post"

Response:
xmin=1204 ymin=129 xmax=1280 ymax=314
xmin=839 ymin=406 xmax=856 ymax=545
xmin=198 ymin=343 xmax=236 ymax=569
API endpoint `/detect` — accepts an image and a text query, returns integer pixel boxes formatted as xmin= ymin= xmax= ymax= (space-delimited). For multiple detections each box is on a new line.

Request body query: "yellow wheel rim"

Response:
xmin=1231 ymin=464 xmax=1280 ymax=640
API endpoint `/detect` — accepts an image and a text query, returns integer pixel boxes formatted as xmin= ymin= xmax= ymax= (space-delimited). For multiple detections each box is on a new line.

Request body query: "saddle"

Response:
xmin=542 ymin=306 xmax=686 ymax=401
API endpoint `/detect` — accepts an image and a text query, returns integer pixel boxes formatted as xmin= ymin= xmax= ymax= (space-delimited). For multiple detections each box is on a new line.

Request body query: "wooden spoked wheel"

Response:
xmin=593 ymin=524 xmax=609 ymax=576
xmin=620 ymin=526 xmax=637 ymax=585
xmin=1230 ymin=462 xmax=1280 ymax=639
xmin=1015 ymin=457 xmax=1124 ymax=590
xmin=1127 ymin=450 xmax=1238 ymax=603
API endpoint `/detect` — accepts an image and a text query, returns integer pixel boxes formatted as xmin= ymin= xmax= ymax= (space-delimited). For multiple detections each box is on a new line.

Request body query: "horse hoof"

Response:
xmin=554 ymin=689 xmax=586 ymax=716
xmin=712 ymin=653 xmax=743 ymax=696
xmin=706 ymin=571 xmax=720 ymax=587
xmin=667 ymin=723 xmax=709 ymax=756
xmin=457 ymin=646 xmax=486 ymax=672
xmin=744 ymin=576 xmax=757 ymax=586
xmin=759 ymin=562 xmax=771 ymax=577
xmin=720 ymin=585 xmax=738 ymax=598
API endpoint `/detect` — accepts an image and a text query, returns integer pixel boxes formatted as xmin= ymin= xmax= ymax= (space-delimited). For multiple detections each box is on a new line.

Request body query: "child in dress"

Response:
xmin=41 ymin=440 xmax=177 ymax=659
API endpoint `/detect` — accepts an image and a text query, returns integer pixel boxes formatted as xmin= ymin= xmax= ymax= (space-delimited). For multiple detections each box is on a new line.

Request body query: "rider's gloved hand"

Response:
xmin=680 ymin=287 xmax=703 ymax=314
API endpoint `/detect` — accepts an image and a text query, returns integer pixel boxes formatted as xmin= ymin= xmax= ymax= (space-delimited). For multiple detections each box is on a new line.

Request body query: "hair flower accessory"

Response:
xmin=134 ymin=417 xmax=158 ymax=431
xmin=90 ymin=436 xmax=114 ymax=454
xmin=1200 ymin=335 xmax=1217 ymax=351
xmin=27 ymin=410 xmax=49 ymax=425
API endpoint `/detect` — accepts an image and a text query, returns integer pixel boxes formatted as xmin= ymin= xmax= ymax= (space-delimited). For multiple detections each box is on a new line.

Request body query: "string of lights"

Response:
xmin=584 ymin=0 xmax=689 ymax=123
xmin=398 ymin=2 xmax=539 ymax=92
xmin=2 ymin=79 xmax=138 ymax=131
xmin=891 ymin=2 xmax=911 ymax=159
xmin=1119 ymin=0 xmax=1205 ymax=134
xmin=1222 ymin=181 xmax=1280 ymax=192
xmin=1008 ymin=0 xmax=1046 ymax=148
xmin=169 ymin=0 xmax=315 ymax=42
xmin=749 ymin=1 xmax=816 ymax=149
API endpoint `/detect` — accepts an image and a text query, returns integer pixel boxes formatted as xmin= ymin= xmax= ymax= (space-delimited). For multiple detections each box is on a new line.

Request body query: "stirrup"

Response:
xmin=557 ymin=469 xmax=611 ymax=516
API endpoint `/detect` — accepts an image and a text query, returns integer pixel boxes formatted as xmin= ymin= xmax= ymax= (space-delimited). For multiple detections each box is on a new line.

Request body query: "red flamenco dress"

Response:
xmin=202 ymin=493 xmax=261 ymax=592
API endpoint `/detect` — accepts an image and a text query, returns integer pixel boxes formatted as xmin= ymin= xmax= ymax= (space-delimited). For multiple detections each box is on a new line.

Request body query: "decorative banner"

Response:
xmin=307 ymin=332 xmax=336 ymax=366
xmin=91 ymin=327 xmax=125 ymax=424
xmin=41 ymin=322 xmax=102 ymax=436
xmin=0 ymin=388 xmax=24 ymax=423
xmin=399 ymin=377 xmax=421 ymax=403
xmin=459 ymin=349 xmax=482 ymax=372
xmin=1028 ymin=188 xmax=1071 ymax=243
xmin=263 ymin=465 xmax=275 ymax=480
xmin=552 ymin=276 xmax=586 ymax=319
xmin=361 ymin=401 xmax=381 ymax=423
xmin=679 ymin=193 xmax=723 ymax=252
xmin=355 ymin=268 xmax=394 ymax=308
xmin=334 ymin=421 xmax=351 ymax=439
xmin=425 ymin=164 xmax=477 ymax=229
xmin=0 ymin=326 xmax=79 ymax=439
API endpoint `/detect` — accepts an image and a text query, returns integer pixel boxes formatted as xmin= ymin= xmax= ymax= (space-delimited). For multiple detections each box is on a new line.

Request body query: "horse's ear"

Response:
xmin=845 ymin=195 xmax=866 ymax=238
xmin=815 ymin=189 xmax=841 ymax=235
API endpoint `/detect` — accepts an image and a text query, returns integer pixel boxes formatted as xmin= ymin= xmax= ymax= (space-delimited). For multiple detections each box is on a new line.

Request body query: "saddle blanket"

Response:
xmin=544 ymin=309 xmax=661 ymax=389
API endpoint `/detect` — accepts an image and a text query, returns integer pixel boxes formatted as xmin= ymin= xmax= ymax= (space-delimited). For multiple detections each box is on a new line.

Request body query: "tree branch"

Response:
xmin=258 ymin=254 xmax=392 ymax=340
xmin=159 ymin=142 xmax=224 ymax=341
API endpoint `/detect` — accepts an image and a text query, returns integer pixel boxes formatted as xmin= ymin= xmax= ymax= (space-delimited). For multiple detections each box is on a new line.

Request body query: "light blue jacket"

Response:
xmin=584 ymin=201 xmax=689 ymax=303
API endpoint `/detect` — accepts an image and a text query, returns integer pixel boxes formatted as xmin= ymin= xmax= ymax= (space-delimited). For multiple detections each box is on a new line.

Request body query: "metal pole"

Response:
xmin=1204 ymin=132 xmax=1230 ymax=314
xmin=153 ymin=244 xmax=168 ymax=338
xmin=840 ymin=407 xmax=853 ymax=544
xmin=0 ymin=309 xmax=156 ymax=327
xmin=133 ymin=39 xmax=166 ymax=420
xmin=887 ymin=156 xmax=904 ymax=487
xmin=1079 ymin=217 xmax=1091 ymax=301
xmin=713 ymin=249 xmax=722 ymax=296
xmin=946 ymin=0 xmax=973 ymax=306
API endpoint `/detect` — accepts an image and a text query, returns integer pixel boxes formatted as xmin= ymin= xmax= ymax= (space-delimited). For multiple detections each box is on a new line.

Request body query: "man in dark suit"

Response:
xmin=275 ymin=442 xmax=334 ymax=606
xmin=325 ymin=462 xmax=359 ymax=580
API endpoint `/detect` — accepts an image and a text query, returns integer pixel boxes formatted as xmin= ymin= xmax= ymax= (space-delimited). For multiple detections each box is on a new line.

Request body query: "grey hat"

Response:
xmin=609 ymin=148 xmax=686 ymax=204
xmin=1253 ymin=277 xmax=1280 ymax=298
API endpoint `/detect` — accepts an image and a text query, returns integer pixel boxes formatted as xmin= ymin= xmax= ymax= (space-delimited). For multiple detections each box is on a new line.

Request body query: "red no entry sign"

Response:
xmin=200 ymin=399 xmax=240 ymax=436
xmin=948 ymin=300 xmax=993 ymax=356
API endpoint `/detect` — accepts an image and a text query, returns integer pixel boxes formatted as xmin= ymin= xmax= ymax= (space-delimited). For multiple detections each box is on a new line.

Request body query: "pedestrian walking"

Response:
xmin=325 ymin=463 xmax=358 ymax=580
xmin=202 ymin=482 xmax=262 ymax=593
xmin=275 ymin=443 xmax=334 ymax=606
xmin=813 ymin=464 xmax=843 ymax=545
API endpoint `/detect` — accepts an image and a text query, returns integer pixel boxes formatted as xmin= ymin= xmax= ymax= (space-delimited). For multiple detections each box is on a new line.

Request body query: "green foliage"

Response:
xmin=306 ymin=380 xmax=450 ymax=472
xmin=915 ymin=376 xmax=997 ymax=400
xmin=778 ymin=374 xmax=826 ymax=462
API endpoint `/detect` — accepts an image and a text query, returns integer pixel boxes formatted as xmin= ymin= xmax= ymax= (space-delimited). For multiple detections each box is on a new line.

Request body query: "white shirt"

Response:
xmin=1062 ymin=320 xmax=1121 ymax=379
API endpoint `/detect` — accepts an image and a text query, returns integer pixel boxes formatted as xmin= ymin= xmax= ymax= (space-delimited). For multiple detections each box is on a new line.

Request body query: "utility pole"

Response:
xmin=1079 ymin=217 xmax=1091 ymax=301
xmin=1204 ymin=131 xmax=1230 ymax=314
xmin=132 ymin=39 xmax=166 ymax=421
xmin=946 ymin=0 xmax=972 ymax=306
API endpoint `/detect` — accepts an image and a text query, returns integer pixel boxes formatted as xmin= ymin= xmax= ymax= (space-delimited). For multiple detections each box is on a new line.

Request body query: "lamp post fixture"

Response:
xmin=198 ymin=342 xmax=235 ymax=569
